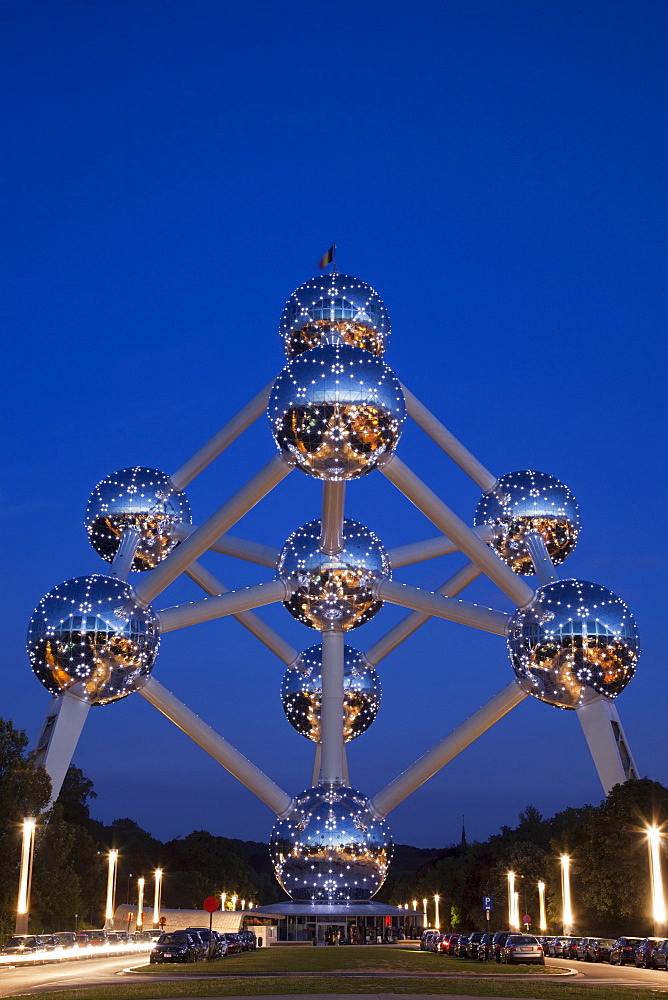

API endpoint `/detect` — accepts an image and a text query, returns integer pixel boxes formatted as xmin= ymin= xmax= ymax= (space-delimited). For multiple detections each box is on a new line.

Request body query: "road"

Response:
xmin=2 ymin=952 xmax=668 ymax=996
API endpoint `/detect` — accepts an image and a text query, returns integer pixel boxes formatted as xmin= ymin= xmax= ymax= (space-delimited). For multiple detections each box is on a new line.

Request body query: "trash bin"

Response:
xmin=257 ymin=937 xmax=263 ymax=947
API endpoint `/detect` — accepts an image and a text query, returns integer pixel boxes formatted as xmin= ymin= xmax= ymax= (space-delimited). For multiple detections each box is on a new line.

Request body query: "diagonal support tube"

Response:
xmin=319 ymin=629 xmax=346 ymax=785
xmin=400 ymin=382 xmax=499 ymax=494
xmin=185 ymin=560 xmax=299 ymax=666
xmin=369 ymin=680 xmax=527 ymax=818
xmin=173 ymin=524 xmax=278 ymax=568
xmin=365 ymin=561 xmax=482 ymax=665
xmin=380 ymin=455 xmax=535 ymax=609
xmin=157 ymin=579 xmax=292 ymax=633
xmin=319 ymin=482 xmax=346 ymax=556
xmin=525 ymin=531 xmax=558 ymax=586
xmin=375 ymin=578 xmax=510 ymax=636
xmin=134 ymin=454 xmax=292 ymax=607
xmin=388 ymin=525 xmax=495 ymax=569
xmin=109 ymin=528 xmax=141 ymax=581
xmin=139 ymin=676 xmax=294 ymax=817
xmin=171 ymin=381 xmax=274 ymax=489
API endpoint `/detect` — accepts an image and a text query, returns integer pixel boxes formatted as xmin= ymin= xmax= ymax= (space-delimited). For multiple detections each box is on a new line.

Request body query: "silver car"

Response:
xmin=500 ymin=933 xmax=546 ymax=965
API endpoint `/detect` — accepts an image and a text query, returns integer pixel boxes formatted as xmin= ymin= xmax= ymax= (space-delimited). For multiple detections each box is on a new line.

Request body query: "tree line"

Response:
xmin=1 ymin=715 xmax=666 ymax=940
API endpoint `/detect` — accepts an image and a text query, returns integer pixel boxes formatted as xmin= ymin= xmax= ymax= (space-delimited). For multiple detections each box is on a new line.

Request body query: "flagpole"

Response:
xmin=331 ymin=242 xmax=338 ymax=273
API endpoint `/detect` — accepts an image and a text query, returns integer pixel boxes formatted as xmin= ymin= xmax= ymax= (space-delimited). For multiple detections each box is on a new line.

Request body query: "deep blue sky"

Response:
xmin=3 ymin=0 xmax=666 ymax=853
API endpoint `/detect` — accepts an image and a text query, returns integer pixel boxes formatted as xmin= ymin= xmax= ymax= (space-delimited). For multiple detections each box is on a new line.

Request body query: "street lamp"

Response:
xmin=507 ymin=872 xmax=517 ymax=930
xmin=153 ymin=869 xmax=163 ymax=929
xmin=433 ymin=894 xmax=440 ymax=930
xmin=221 ymin=891 xmax=227 ymax=910
xmin=560 ymin=855 xmax=572 ymax=935
xmin=105 ymin=850 xmax=119 ymax=929
xmin=647 ymin=827 xmax=667 ymax=935
xmin=538 ymin=881 xmax=547 ymax=932
xmin=15 ymin=818 xmax=36 ymax=935
xmin=231 ymin=894 xmax=238 ymax=910
xmin=422 ymin=897 xmax=428 ymax=928
xmin=136 ymin=877 xmax=145 ymax=930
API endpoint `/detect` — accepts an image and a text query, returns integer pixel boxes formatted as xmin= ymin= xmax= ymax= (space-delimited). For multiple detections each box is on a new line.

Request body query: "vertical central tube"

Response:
xmin=153 ymin=869 xmax=163 ymax=929
xmin=105 ymin=849 xmax=118 ymax=927
xmin=137 ymin=877 xmax=145 ymax=930
xmin=319 ymin=629 xmax=346 ymax=785
xmin=319 ymin=482 xmax=346 ymax=556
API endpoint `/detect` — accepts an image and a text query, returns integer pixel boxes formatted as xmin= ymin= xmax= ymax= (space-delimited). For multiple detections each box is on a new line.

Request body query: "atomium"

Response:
xmin=270 ymin=784 xmax=392 ymax=901
xmin=268 ymin=343 xmax=405 ymax=481
xmin=507 ymin=579 xmax=639 ymax=709
xmin=86 ymin=467 xmax=191 ymax=572
xmin=282 ymin=645 xmax=381 ymax=742
xmin=27 ymin=575 xmax=160 ymax=705
xmin=277 ymin=518 xmax=390 ymax=631
xmin=475 ymin=470 xmax=579 ymax=575
xmin=279 ymin=272 xmax=391 ymax=358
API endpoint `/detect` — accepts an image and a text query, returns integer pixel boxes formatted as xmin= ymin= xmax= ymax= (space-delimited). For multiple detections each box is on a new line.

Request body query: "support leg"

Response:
xmin=34 ymin=691 xmax=91 ymax=805
xmin=157 ymin=577 xmax=292 ymax=632
xmin=375 ymin=578 xmax=510 ymax=635
xmin=576 ymin=696 xmax=639 ymax=793
xmin=525 ymin=532 xmax=558 ymax=586
xmin=319 ymin=630 xmax=346 ymax=785
xmin=320 ymin=482 xmax=346 ymax=556
xmin=108 ymin=527 xmax=141 ymax=580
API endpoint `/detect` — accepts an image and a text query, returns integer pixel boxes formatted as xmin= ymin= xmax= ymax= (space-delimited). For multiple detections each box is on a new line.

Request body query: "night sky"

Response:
xmin=3 ymin=0 xmax=666 ymax=852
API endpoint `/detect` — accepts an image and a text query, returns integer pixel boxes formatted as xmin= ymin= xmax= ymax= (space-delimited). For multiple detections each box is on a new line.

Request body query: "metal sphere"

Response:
xmin=280 ymin=273 xmax=391 ymax=358
xmin=475 ymin=470 xmax=579 ymax=575
xmin=270 ymin=784 xmax=393 ymax=901
xmin=268 ymin=343 xmax=405 ymax=481
xmin=282 ymin=645 xmax=381 ymax=743
xmin=507 ymin=579 xmax=639 ymax=710
xmin=277 ymin=518 xmax=390 ymax=631
xmin=85 ymin=467 xmax=192 ymax=572
xmin=27 ymin=575 xmax=160 ymax=706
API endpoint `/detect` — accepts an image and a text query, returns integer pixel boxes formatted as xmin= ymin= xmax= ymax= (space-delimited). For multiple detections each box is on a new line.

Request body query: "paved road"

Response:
xmin=3 ymin=952 xmax=668 ymax=997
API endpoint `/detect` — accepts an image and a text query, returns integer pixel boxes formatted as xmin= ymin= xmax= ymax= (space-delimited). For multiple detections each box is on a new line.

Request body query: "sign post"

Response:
xmin=523 ymin=914 xmax=531 ymax=931
xmin=203 ymin=896 xmax=220 ymax=960
xmin=482 ymin=896 xmax=493 ymax=960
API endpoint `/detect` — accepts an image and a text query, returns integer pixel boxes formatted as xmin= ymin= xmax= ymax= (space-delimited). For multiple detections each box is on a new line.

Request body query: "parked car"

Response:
xmin=184 ymin=928 xmax=215 ymax=958
xmin=74 ymin=933 xmax=92 ymax=949
xmin=548 ymin=936 xmax=570 ymax=957
xmin=0 ymin=935 xmax=47 ymax=956
xmin=432 ymin=933 xmax=448 ymax=953
xmin=467 ymin=931 xmax=485 ymax=959
xmin=562 ymin=937 xmax=581 ymax=959
xmin=87 ymin=930 xmax=109 ymax=947
xmin=500 ymin=934 xmax=545 ymax=965
xmin=53 ymin=932 xmax=77 ymax=950
xmin=610 ymin=937 xmax=643 ymax=966
xmin=652 ymin=940 xmax=668 ymax=970
xmin=586 ymin=938 xmax=616 ymax=962
xmin=239 ymin=930 xmax=257 ymax=951
xmin=455 ymin=935 xmax=470 ymax=957
xmin=491 ymin=931 xmax=512 ymax=962
xmin=420 ymin=928 xmax=439 ymax=951
xmin=634 ymin=938 xmax=664 ymax=969
xmin=149 ymin=931 xmax=201 ymax=964
xmin=477 ymin=932 xmax=493 ymax=961
xmin=221 ymin=932 xmax=242 ymax=955
xmin=574 ymin=938 xmax=591 ymax=960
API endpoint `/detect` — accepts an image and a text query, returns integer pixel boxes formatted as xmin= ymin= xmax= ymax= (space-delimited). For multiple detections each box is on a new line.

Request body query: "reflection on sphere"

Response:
xmin=277 ymin=518 xmax=390 ymax=631
xmin=268 ymin=344 xmax=405 ymax=481
xmin=280 ymin=273 xmax=390 ymax=358
xmin=27 ymin=575 xmax=160 ymax=705
xmin=86 ymin=467 xmax=191 ymax=572
xmin=475 ymin=470 xmax=579 ymax=575
xmin=282 ymin=645 xmax=381 ymax=742
xmin=270 ymin=784 xmax=393 ymax=901
xmin=507 ymin=579 xmax=639 ymax=709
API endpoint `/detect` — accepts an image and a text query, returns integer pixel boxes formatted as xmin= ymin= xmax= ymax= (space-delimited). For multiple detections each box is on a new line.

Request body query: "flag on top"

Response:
xmin=318 ymin=244 xmax=336 ymax=270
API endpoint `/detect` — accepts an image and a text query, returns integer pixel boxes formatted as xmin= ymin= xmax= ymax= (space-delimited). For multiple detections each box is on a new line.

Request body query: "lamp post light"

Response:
xmin=647 ymin=827 xmax=667 ymax=936
xmin=15 ymin=818 xmax=36 ymax=935
xmin=104 ymin=850 xmax=119 ymax=929
xmin=241 ymin=898 xmax=246 ymax=911
xmin=221 ymin=891 xmax=227 ymax=910
xmin=231 ymin=894 xmax=238 ymax=910
xmin=560 ymin=856 xmax=572 ymax=935
xmin=433 ymin=894 xmax=440 ymax=930
xmin=137 ymin=877 xmax=145 ymax=930
xmin=513 ymin=892 xmax=519 ymax=930
xmin=153 ymin=869 xmax=163 ymax=929
xmin=538 ymin=881 xmax=547 ymax=932
xmin=422 ymin=897 xmax=428 ymax=928
xmin=507 ymin=872 xmax=516 ymax=930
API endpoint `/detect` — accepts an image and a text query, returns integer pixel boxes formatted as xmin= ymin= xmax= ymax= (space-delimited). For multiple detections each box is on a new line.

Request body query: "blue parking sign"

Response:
xmin=483 ymin=896 xmax=493 ymax=911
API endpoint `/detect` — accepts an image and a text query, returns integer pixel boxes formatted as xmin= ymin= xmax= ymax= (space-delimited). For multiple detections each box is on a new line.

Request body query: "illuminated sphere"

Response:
xmin=27 ymin=575 xmax=160 ymax=706
xmin=277 ymin=518 xmax=390 ymax=631
xmin=280 ymin=273 xmax=391 ymax=358
xmin=282 ymin=645 xmax=381 ymax=742
xmin=507 ymin=579 xmax=639 ymax=710
xmin=268 ymin=343 xmax=405 ymax=481
xmin=474 ymin=470 xmax=579 ymax=575
xmin=270 ymin=784 xmax=393 ymax=901
xmin=86 ymin=467 xmax=191 ymax=572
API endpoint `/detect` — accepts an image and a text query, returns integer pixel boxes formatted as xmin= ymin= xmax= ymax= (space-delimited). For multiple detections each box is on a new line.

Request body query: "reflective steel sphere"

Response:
xmin=277 ymin=519 xmax=390 ymax=631
xmin=282 ymin=645 xmax=381 ymax=742
xmin=280 ymin=273 xmax=391 ymax=358
xmin=268 ymin=343 xmax=405 ymax=481
xmin=475 ymin=470 xmax=579 ymax=575
xmin=27 ymin=575 xmax=160 ymax=705
xmin=270 ymin=784 xmax=393 ymax=901
xmin=86 ymin=467 xmax=191 ymax=572
xmin=507 ymin=579 xmax=639 ymax=710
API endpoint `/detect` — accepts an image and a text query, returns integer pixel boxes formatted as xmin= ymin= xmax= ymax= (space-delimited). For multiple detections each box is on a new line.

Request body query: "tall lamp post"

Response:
xmin=153 ymin=869 xmax=163 ymax=929
xmin=647 ymin=827 xmax=667 ymax=936
xmin=104 ymin=850 xmax=118 ymax=930
xmin=422 ymin=897 xmax=428 ymax=928
xmin=136 ymin=877 xmax=145 ymax=931
xmin=433 ymin=894 xmax=440 ymax=930
xmin=15 ymin=818 xmax=36 ymax=935
xmin=507 ymin=872 xmax=516 ymax=930
xmin=538 ymin=881 xmax=547 ymax=932
xmin=560 ymin=856 xmax=572 ymax=935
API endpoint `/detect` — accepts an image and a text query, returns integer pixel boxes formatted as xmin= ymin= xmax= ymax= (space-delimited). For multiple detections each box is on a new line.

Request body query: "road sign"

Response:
xmin=203 ymin=896 xmax=220 ymax=913
xmin=482 ymin=896 xmax=493 ymax=911
xmin=523 ymin=914 xmax=531 ymax=924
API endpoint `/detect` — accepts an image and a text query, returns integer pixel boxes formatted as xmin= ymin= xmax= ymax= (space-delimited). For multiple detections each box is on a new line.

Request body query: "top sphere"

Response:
xmin=280 ymin=273 xmax=390 ymax=358
xmin=268 ymin=343 xmax=406 ymax=481
xmin=474 ymin=470 xmax=579 ymax=575
xmin=86 ymin=467 xmax=192 ymax=572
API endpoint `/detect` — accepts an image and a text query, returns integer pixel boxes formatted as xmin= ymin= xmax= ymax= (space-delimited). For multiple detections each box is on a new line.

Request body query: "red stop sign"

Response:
xmin=203 ymin=896 xmax=220 ymax=913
